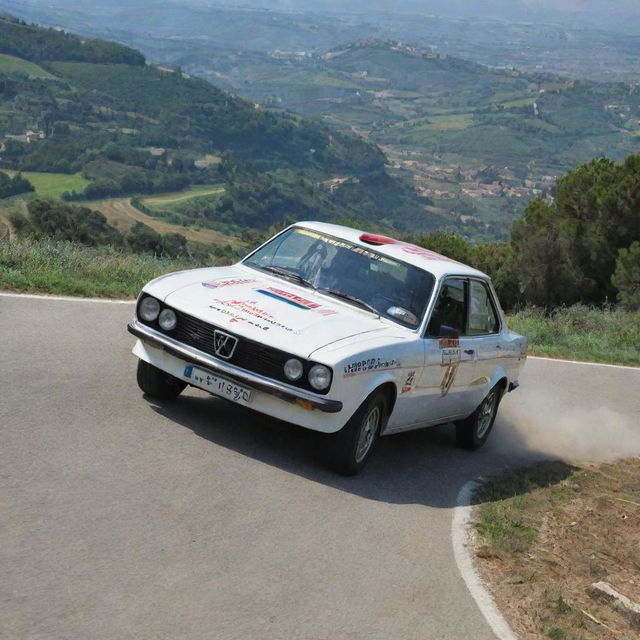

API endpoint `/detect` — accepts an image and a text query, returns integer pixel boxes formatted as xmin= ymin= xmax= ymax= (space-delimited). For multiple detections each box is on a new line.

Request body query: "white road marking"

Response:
xmin=0 ymin=291 xmax=134 ymax=304
xmin=452 ymin=480 xmax=520 ymax=640
xmin=528 ymin=356 xmax=640 ymax=371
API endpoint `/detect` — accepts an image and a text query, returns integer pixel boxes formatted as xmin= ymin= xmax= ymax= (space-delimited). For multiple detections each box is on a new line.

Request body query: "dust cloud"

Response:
xmin=495 ymin=390 xmax=640 ymax=463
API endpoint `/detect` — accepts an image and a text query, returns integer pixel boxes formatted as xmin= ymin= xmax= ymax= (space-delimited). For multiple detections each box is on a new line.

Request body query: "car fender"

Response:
xmin=488 ymin=364 xmax=509 ymax=397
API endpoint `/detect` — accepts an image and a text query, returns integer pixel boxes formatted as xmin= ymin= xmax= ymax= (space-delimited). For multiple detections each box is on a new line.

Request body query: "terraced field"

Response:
xmin=142 ymin=184 xmax=224 ymax=209
xmin=87 ymin=197 xmax=238 ymax=247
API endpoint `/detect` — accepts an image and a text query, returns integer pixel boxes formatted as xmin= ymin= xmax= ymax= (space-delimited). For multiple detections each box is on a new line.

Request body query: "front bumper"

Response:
xmin=128 ymin=319 xmax=343 ymax=414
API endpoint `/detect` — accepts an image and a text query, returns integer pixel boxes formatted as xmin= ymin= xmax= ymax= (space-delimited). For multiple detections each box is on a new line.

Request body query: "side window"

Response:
xmin=468 ymin=280 xmax=499 ymax=335
xmin=427 ymin=278 xmax=466 ymax=338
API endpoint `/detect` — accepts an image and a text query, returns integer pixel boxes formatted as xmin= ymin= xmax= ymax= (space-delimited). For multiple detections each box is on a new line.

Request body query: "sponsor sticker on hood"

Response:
xmin=256 ymin=286 xmax=337 ymax=316
xmin=202 ymin=278 xmax=258 ymax=289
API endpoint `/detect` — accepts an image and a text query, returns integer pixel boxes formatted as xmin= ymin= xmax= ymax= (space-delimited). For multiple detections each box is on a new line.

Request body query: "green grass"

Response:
xmin=142 ymin=184 xmax=224 ymax=208
xmin=423 ymin=113 xmax=474 ymax=131
xmin=476 ymin=498 xmax=537 ymax=553
xmin=507 ymin=305 xmax=640 ymax=367
xmin=0 ymin=53 xmax=56 ymax=79
xmin=0 ymin=238 xmax=205 ymax=298
xmin=5 ymin=171 xmax=90 ymax=199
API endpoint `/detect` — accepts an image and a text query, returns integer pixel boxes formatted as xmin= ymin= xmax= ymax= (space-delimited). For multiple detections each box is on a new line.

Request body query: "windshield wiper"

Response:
xmin=316 ymin=287 xmax=379 ymax=316
xmin=259 ymin=265 xmax=315 ymax=288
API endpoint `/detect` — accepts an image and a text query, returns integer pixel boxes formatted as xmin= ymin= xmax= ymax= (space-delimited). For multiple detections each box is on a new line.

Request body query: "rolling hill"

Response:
xmin=0 ymin=15 xmax=439 ymax=241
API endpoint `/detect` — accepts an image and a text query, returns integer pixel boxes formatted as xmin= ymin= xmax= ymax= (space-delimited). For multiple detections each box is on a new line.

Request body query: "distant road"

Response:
xmin=2 ymin=294 xmax=639 ymax=640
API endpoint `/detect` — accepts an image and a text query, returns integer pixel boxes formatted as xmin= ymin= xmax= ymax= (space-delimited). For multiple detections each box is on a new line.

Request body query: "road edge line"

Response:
xmin=528 ymin=356 xmax=639 ymax=371
xmin=0 ymin=291 xmax=134 ymax=304
xmin=452 ymin=480 xmax=520 ymax=640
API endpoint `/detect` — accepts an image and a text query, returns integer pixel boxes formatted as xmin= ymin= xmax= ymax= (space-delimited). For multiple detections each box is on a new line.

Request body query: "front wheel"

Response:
xmin=325 ymin=391 xmax=387 ymax=476
xmin=136 ymin=359 xmax=187 ymax=400
xmin=455 ymin=385 xmax=502 ymax=450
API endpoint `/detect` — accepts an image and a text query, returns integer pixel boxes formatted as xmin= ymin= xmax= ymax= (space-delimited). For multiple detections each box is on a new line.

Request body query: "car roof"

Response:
xmin=291 ymin=221 xmax=489 ymax=280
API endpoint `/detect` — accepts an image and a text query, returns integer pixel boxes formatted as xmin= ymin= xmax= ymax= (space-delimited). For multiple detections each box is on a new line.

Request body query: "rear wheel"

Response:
xmin=325 ymin=391 xmax=387 ymax=476
xmin=136 ymin=360 xmax=186 ymax=400
xmin=455 ymin=385 xmax=502 ymax=450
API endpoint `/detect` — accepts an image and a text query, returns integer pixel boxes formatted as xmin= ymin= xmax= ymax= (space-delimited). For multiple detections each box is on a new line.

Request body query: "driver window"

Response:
xmin=427 ymin=278 xmax=466 ymax=338
xmin=468 ymin=280 xmax=499 ymax=335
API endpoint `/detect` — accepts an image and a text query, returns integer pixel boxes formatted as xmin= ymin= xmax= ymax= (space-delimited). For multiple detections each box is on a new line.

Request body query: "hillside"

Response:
xmin=178 ymin=39 xmax=640 ymax=236
xmin=0 ymin=16 xmax=437 ymax=238
xmin=5 ymin=0 xmax=640 ymax=82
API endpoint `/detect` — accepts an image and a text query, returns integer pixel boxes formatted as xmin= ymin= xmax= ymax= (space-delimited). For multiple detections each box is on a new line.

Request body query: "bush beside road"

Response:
xmin=1 ymin=238 xmax=639 ymax=366
xmin=508 ymin=306 xmax=640 ymax=367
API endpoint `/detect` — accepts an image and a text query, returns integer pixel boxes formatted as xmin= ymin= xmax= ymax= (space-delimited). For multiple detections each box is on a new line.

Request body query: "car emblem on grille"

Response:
xmin=213 ymin=330 xmax=238 ymax=359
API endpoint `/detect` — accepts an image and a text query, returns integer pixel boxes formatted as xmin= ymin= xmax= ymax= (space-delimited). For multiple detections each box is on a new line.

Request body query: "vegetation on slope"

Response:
xmin=507 ymin=306 xmax=640 ymax=367
xmin=0 ymin=17 xmax=436 ymax=233
xmin=0 ymin=238 xmax=201 ymax=298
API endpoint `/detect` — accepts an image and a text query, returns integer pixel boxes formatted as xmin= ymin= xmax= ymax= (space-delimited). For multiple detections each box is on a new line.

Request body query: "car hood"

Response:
xmin=148 ymin=265 xmax=394 ymax=357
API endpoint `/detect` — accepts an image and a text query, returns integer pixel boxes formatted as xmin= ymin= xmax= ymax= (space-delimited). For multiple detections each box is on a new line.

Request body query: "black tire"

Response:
xmin=455 ymin=384 xmax=502 ymax=450
xmin=325 ymin=391 xmax=387 ymax=476
xmin=136 ymin=359 xmax=186 ymax=400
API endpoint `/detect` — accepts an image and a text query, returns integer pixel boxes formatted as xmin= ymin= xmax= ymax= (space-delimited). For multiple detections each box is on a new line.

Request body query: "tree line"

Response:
xmin=0 ymin=171 xmax=33 ymax=198
xmin=9 ymin=200 xmax=189 ymax=259
xmin=413 ymin=154 xmax=640 ymax=310
xmin=0 ymin=16 xmax=145 ymax=66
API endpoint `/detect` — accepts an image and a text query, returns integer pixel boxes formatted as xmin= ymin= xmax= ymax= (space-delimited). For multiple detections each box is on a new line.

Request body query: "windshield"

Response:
xmin=243 ymin=227 xmax=435 ymax=328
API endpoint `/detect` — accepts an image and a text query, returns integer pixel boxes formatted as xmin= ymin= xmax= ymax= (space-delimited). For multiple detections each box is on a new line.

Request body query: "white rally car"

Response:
xmin=128 ymin=222 xmax=527 ymax=474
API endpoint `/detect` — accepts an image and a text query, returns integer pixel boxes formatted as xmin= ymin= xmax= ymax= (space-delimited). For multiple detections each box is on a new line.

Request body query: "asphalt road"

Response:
xmin=2 ymin=295 xmax=639 ymax=640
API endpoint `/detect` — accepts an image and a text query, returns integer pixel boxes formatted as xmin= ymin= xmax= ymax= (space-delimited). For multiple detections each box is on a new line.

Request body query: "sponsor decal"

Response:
xmin=343 ymin=357 xmax=399 ymax=377
xmin=440 ymin=362 xmax=460 ymax=397
xmin=256 ymin=287 xmax=337 ymax=316
xmin=401 ymin=244 xmax=459 ymax=263
xmin=295 ymin=228 xmax=396 ymax=264
xmin=441 ymin=347 xmax=461 ymax=366
xmin=401 ymin=370 xmax=416 ymax=394
xmin=209 ymin=300 xmax=299 ymax=334
xmin=438 ymin=337 xmax=461 ymax=396
xmin=222 ymin=299 xmax=275 ymax=320
xmin=202 ymin=278 xmax=258 ymax=289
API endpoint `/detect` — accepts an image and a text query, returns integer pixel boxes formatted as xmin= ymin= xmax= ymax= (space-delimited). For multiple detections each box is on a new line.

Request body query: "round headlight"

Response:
xmin=158 ymin=308 xmax=177 ymax=331
xmin=139 ymin=296 xmax=160 ymax=322
xmin=308 ymin=364 xmax=331 ymax=391
xmin=284 ymin=358 xmax=304 ymax=381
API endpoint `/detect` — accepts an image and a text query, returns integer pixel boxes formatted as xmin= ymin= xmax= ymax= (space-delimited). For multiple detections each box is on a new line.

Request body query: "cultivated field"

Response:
xmin=142 ymin=184 xmax=224 ymax=209
xmin=87 ymin=197 xmax=237 ymax=247
xmin=5 ymin=170 xmax=89 ymax=199
xmin=0 ymin=53 xmax=55 ymax=79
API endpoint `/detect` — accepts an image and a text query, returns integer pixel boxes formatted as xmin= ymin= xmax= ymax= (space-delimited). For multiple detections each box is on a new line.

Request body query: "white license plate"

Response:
xmin=184 ymin=365 xmax=253 ymax=405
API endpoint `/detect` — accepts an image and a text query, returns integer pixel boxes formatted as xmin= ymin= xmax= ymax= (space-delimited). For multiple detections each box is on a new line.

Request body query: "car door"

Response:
xmin=423 ymin=277 xmax=483 ymax=420
xmin=389 ymin=278 xmax=479 ymax=430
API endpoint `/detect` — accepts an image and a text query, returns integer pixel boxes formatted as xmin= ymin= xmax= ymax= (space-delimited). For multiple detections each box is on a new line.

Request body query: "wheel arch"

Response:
xmin=344 ymin=378 xmax=398 ymax=429
xmin=489 ymin=365 xmax=509 ymax=396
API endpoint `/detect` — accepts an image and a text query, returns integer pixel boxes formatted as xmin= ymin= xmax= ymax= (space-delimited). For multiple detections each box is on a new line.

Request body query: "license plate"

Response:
xmin=184 ymin=365 xmax=253 ymax=405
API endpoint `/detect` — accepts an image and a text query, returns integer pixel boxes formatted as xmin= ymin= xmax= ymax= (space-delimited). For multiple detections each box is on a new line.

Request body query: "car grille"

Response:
xmin=140 ymin=306 xmax=328 ymax=394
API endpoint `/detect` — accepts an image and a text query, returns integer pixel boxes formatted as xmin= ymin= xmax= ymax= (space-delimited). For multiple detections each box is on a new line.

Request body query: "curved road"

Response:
xmin=2 ymin=294 xmax=639 ymax=640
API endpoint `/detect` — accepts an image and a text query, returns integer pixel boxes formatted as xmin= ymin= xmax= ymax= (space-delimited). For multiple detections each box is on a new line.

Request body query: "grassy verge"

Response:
xmin=507 ymin=306 xmax=640 ymax=367
xmin=0 ymin=238 xmax=205 ymax=298
xmin=472 ymin=458 xmax=640 ymax=640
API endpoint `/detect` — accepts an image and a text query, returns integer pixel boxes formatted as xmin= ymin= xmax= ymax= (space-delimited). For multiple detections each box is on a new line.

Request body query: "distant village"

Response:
xmin=387 ymin=155 xmax=556 ymax=203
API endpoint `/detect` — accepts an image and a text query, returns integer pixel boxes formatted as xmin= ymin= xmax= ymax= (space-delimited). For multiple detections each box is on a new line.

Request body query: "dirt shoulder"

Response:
xmin=471 ymin=459 xmax=640 ymax=640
